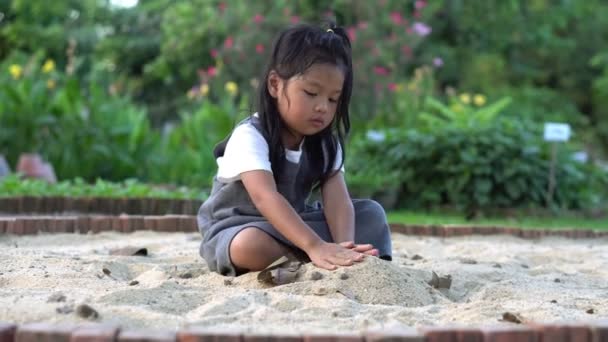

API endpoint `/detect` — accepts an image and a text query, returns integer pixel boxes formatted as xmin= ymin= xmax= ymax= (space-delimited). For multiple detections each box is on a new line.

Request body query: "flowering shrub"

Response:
xmin=160 ymin=0 xmax=441 ymax=128
xmin=0 ymin=52 xmax=157 ymax=181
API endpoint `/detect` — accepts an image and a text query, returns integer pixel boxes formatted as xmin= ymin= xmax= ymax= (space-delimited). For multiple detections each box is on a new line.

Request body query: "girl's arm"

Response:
xmin=241 ymin=170 xmax=364 ymax=269
xmin=321 ymin=171 xmax=355 ymax=243
xmin=241 ymin=170 xmax=322 ymax=251
xmin=322 ymin=172 xmax=379 ymax=256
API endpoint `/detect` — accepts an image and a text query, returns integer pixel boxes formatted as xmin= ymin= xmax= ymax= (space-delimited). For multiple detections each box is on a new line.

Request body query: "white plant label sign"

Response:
xmin=543 ymin=123 xmax=571 ymax=142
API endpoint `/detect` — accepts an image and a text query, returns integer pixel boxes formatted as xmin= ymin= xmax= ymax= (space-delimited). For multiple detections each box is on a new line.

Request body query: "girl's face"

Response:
xmin=268 ymin=63 xmax=344 ymax=149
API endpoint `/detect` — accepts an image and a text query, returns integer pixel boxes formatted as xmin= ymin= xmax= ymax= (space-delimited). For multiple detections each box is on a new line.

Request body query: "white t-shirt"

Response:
xmin=217 ymin=122 xmax=344 ymax=183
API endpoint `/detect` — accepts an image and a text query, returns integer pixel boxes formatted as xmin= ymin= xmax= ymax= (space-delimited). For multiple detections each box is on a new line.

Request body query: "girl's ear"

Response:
xmin=267 ymin=70 xmax=281 ymax=98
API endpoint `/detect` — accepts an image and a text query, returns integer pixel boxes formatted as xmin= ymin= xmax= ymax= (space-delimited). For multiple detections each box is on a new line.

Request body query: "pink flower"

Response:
xmin=401 ymin=45 xmax=412 ymax=57
xmin=358 ymin=21 xmax=369 ymax=29
xmin=224 ymin=36 xmax=234 ymax=49
xmin=415 ymin=0 xmax=427 ymax=9
xmin=390 ymin=12 xmax=403 ymax=25
xmin=253 ymin=14 xmax=264 ymax=24
xmin=412 ymin=22 xmax=432 ymax=37
xmin=207 ymin=66 xmax=217 ymax=77
xmin=373 ymin=66 xmax=389 ymax=76
xmin=218 ymin=2 xmax=226 ymax=12
xmin=388 ymin=83 xmax=398 ymax=92
xmin=413 ymin=11 xmax=421 ymax=19
xmin=210 ymin=49 xmax=218 ymax=59
xmin=255 ymin=44 xmax=264 ymax=54
xmin=433 ymin=57 xmax=444 ymax=67
xmin=290 ymin=16 xmax=300 ymax=24
xmin=347 ymin=27 xmax=357 ymax=42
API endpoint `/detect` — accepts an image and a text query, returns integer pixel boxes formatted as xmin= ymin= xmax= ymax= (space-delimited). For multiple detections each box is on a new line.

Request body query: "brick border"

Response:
xmin=0 ymin=321 xmax=606 ymax=341
xmin=0 ymin=215 xmax=198 ymax=235
xmin=0 ymin=197 xmax=202 ymax=216
xmin=1 ymin=216 xmax=607 ymax=238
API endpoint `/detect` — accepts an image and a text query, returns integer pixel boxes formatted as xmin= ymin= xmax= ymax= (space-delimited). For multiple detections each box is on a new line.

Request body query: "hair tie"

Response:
xmin=326 ymin=28 xmax=334 ymax=33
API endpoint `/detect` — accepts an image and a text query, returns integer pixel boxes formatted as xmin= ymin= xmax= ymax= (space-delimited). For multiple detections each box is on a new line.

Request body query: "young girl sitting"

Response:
xmin=198 ymin=23 xmax=392 ymax=276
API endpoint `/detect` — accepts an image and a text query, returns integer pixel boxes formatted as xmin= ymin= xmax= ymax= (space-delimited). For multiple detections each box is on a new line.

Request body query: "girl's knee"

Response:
xmin=229 ymin=227 xmax=285 ymax=271
xmin=354 ymin=199 xmax=387 ymax=225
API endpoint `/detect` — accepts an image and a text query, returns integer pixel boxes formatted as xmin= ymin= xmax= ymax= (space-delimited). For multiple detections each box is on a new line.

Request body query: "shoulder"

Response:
xmin=227 ymin=121 xmax=268 ymax=148
xmin=217 ymin=121 xmax=272 ymax=182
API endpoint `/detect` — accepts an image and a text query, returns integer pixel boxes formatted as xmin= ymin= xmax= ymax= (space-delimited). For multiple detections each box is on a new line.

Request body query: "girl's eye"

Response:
xmin=329 ymin=98 xmax=338 ymax=103
xmin=304 ymin=90 xmax=317 ymax=97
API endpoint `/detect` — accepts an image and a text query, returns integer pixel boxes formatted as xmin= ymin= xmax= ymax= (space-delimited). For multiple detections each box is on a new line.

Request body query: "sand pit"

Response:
xmin=0 ymin=231 xmax=607 ymax=334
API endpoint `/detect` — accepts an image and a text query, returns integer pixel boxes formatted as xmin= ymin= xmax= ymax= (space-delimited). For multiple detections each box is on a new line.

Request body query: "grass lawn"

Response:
xmin=387 ymin=210 xmax=608 ymax=230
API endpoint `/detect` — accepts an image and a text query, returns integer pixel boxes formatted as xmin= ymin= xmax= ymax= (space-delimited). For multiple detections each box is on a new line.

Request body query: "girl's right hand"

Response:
xmin=306 ymin=241 xmax=365 ymax=270
xmin=339 ymin=241 xmax=379 ymax=257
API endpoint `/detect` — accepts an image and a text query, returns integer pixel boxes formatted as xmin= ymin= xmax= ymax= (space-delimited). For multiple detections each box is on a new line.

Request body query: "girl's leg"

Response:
xmin=230 ymin=227 xmax=289 ymax=271
xmin=353 ymin=199 xmax=393 ymax=260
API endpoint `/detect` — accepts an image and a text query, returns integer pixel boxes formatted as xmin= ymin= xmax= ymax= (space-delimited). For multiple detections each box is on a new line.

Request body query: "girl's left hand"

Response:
xmin=339 ymin=241 xmax=379 ymax=257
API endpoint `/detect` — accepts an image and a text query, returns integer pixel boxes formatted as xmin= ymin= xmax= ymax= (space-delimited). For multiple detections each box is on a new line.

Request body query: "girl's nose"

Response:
xmin=315 ymin=100 xmax=328 ymax=113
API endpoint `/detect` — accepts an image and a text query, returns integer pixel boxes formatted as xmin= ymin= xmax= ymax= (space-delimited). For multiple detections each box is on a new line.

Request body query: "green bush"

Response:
xmin=348 ymin=116 xmax=608 ymax=215
xmin=0 ymin=52 xmax=158 ymax=181
xmin=425 ymin=0 xmax=608 ymax=154
xmin=0 ymin=174 xmax=206 ymax=199
xmin=147 ymin=98 xmax=247 ymax=187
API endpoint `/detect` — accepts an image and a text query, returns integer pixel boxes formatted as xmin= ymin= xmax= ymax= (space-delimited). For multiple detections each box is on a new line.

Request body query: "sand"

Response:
xmin=1 ymin=231 xmax=607 ymax=334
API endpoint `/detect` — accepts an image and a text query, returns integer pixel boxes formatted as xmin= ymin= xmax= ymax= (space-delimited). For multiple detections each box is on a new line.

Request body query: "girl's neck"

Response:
xmin=281 ymin=129 xmax=304 ymax=150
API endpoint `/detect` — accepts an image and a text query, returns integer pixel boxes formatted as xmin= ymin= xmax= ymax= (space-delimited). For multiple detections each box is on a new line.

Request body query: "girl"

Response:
xmin=198 ymin=23 xmax=392 ymax=276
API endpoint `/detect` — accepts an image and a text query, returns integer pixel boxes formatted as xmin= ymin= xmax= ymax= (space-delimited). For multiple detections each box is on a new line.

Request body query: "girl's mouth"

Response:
xmin=310 ymin=118 xmax=324 ymax=127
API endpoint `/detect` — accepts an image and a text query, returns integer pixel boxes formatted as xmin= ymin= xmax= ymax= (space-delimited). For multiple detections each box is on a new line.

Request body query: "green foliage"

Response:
xmin=2 ymin=0 xmax=608 ymax=215
xmin=419 ymin=95 xmax=511 ymax=130
xmin=143 ymin=0 xmax=438 ymax=125
xmin=0 ymin=174 xmax=206 ymax=199
xmin=387 ymin=210 xmax=608 ymax=230
xmin=0 ymin=52 xmax=158 ymax=181
xmin=591 ymin=51 xmax=608 ymax=154
xmin=425 ymin=0 xmax=608 ymax=154
xmin=348 ymin=112 xmax=608 ymax=215
xmin=147 ymin=98 xmax=247 ymax=187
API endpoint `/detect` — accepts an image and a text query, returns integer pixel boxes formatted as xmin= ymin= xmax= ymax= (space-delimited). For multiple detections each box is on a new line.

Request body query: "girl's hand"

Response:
xmin=339 ymin=241 xmax=379 ymax=257
xmin=306 ymin=241 xmax=365 ymax=271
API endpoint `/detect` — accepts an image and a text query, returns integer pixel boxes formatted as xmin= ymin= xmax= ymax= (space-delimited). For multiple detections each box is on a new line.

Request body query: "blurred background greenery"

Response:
xmin=1 ymin=0 xmax=607 ymax=218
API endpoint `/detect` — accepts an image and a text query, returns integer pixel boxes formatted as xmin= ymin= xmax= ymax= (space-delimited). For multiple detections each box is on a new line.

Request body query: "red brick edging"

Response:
xmin=0 ymin=196 xmax=203 ymax=216
xmin=0 ymin=215 xmax=198 ymax=235
xmin=1 ymin=216 xmax=607 ymax=239
xmin=1 ymin=321 xmax=608 ymax=341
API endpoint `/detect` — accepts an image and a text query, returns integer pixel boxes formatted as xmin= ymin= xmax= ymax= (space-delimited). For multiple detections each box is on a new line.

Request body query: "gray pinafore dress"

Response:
xmin=197 ymin=117 xmax=392 ymax=276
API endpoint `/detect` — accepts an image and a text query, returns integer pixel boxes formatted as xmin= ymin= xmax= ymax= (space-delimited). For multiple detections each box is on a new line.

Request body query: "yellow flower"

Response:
xmin=450 ymin=103 xmax=464 ymax=113
xmin=225 ymin=81 xmax=238 ymax=96
xmin=459 ymin=93 xmax=471 ymax=104
xmin=46 ymin=80 xmax=56 ymax=89
xmin=42 ymin=59 xmax=55 ymax=73
xmin=473 ymin=94 xmax=486 ymax=106
xmin=199 ymin=84 xmax=209 ymax=96
xmin=9 ymin=64 xmax=23 ymax=80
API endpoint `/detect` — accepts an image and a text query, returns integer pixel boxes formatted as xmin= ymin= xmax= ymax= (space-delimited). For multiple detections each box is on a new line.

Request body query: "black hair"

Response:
xmin=256 ymin=22 xmax=353 ymax=189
